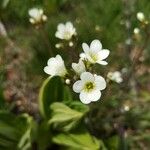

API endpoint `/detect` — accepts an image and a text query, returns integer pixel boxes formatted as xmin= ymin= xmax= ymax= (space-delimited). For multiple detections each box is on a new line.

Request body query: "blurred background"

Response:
xmin=0 ymin=0 xmax=150 ymax=150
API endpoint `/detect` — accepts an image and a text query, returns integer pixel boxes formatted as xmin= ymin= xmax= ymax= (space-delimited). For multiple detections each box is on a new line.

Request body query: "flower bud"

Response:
xmin=137 ymin=12 xmax=145 ymax=22
xmin=65 ymin=79 xmax=71 ymax=85
xmin=134 ymin=28 xmax=140 ymax=34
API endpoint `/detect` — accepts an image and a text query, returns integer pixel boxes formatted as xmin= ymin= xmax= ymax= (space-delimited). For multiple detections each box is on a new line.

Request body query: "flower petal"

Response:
xmin=80 ymin=90 xmax=101 ymax=104
xmin=96 ymin=60 xmax=108 ymax=65
xmin=55 ymin=31 xmax=63 ymax=39
xmin=91 ymin=90 xmax=101 ymax=101
xmin=82 ymin=43 xmax=90 ymax=53
xmin=47 ymin=58 xmax=56 ymax=66
xmin=57 ymin=23 xmax=65 ymax=31
xmin=66 ymin=22 xmax=73 ymax=30
xmin=56 ymin=54 xmax=63 ymax=63
xmin=94 ymin=75 xmax=106 ymax=90
xmin=90 ymin=39 xmax=102 ymax=52
xmin=72 ymin=59 xmax=85 ymax=75
xmin=44 ymin=66 xmax=54 ymax=76
xmin=98 ymin=49 xmax=110 ymax=60
xmin=80 ymin=72 xmax=94 ymax=82
xmin=73 ymin=80 xmax=83 ymax=93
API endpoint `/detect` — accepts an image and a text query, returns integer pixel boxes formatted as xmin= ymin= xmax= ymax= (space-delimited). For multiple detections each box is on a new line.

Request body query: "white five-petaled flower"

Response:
xmin=107 ymin=71 xmax=123 ymax=83
xmin=73 ymin=72 xmax=106 ymax=104
xmin=44 ymin=55 xmax=67 ymax=77
xmin=72 ymin=59 xmax=86 ymax=75
xmin=28 ymin=8 xmax=47 ymax=24
xmin=82 ymin=39 xmax=110 ymax=65
xmin=55 ymin=22 xmax=76 ymax=40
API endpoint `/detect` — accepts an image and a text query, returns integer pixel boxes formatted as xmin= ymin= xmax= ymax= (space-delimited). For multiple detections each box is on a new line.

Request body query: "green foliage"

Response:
xmin=35 ymin=121 xmax=52 ymax=150
xmin=38 ymin=76 xmax=100 ymax=149
xmin=0 ymin=112 xmax=35 ymax=150
xmin=52 ymin=131 xmax=101 ymax=150
xmin=1 ymin=0 xmax=10 ymax=8
xmin=49 ymin=102 xmax=89 ymax=131
xmin=1 ymin=0 xmax=150 ymax=149
xmin=39 ymin=76 xmax=72 ymax=118
xmin=105 ymin=135 xmax=119 ymax=150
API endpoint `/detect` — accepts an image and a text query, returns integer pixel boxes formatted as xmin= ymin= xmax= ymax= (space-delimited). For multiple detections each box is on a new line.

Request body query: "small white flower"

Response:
xmin=28 ymin=8 xmax=47 ymax=24
xmin=73 ymin=72 xmax=106 ymax=104
xmin=124 ymin=105 xmax=130 ymax=111
xmin=82 ymin=39 xmax=110 ymax=65
xmin=55 ymin=22 xmax=76 ymax=40
xmin=137 ymin=12 xmax=145 ymax=22
xmin=107 ymin=71 xmax=123 ymax=83
xmin=44 ymin=55 xmax=67 ymax=77
xmin=134 ymin=28 xmax=140 ymax=34
xmin=72 ymin=59 xmax=86 ymax=75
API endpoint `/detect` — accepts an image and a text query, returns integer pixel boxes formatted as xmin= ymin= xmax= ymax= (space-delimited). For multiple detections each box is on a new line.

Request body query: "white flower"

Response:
xmin=28 ymin=8 xmax=47 ymax=24
xmin=137 ymin=12 xmax=145 ymax=22
xmin=72 ymin=59 xmax=86 ymax=75
xmin=73 ymin=72 xmax=106 ymax=104
xmin=107 ymin=71 xmax=123 ymax=83
xmin=124 ymin=105 xmax=130 ymax=111
xmin=134 ymin=28 xmax=140 ymax=34
xmin=55 ymin=22 xmax=76 ymax=40
xmin=44 ymin=55 xmax=67 ymax=77
xmin=82 ymin=39 xmax=110 ymax=65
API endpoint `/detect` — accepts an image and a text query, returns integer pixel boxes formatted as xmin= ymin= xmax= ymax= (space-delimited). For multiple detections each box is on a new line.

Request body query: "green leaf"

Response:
xmin=39 ymin=76 xmax=72 ymax=119
xmin=17 ymin=114 xmax=36 ymax=150
xmin=48 ymin=102 xmax=88 ymax=131
xmin=35 ymin=121 xmax=52 ymax=150
xmin=68 ymin=101 xmax=89 ymax=113
xmin=52 ymin=131 xmax=101 ymax=150
xmin=0 ymin=111 xmax=35 ymax=150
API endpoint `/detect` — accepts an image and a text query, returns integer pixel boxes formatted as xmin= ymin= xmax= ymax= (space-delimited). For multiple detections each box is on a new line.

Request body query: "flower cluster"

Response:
xmin=44 ymin=22 xmax=110 ymax=104
xmin=28 ymin=8 xmax=47 ymax=25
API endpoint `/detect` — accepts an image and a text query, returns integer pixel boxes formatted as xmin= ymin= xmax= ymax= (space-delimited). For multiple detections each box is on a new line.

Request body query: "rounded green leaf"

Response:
xmin=39 ymin=76 xmax=73 ymax=119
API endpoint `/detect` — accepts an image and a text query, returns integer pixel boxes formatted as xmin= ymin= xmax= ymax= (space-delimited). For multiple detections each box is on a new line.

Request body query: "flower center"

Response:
xmin=89 ymin=52 xmax=98 ymax=62
xmin=64 ymin=31 xmax=71 ymax=40
xmin=84 ymin=82 xmax=95 ymax=92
